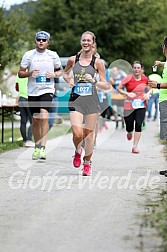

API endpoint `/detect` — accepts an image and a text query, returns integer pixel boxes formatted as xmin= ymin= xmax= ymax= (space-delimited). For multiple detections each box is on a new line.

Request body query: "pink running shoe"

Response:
xmin=99 ymin=127 xmax=103 ymax=133
xmin=132 ymin=147 xmax=140 ymax=154
xmin=73 ymin=149 xmax=82 ymax=168
xmin=104 ymin=123 xmax=108 ymax=130
xmin=127 ymin=132 xmax=133 ymax=141
xmin=82 ymin=163 xmax=91 ymax=176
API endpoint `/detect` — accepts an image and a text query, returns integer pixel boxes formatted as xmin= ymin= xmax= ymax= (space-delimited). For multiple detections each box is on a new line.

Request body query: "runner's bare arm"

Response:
xmin=18 ymin=66 xmax=43 ymax=78
xmin=18 ymin=66 xmax=35 ymax=78
xmin=46 ymin=67 xmax=63 ymax=79
xmin=95 ymin=59 xmax=108 ymax=90
xmin=63 ymin=56 xmax=75 ymax=87
xmin=63 ymin=56 xmax=75 ymax=81
xmin=117 ymin=82 xmax=136 ymax=98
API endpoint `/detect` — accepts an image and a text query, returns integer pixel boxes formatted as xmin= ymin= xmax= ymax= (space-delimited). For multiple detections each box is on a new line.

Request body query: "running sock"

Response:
xmin=35 ymin=144 xmax=41 ymax=148
xmin=84 ymin=160 xmax=91 ymax=165
xmin=76 ymin=148 xmax=82 ymax=154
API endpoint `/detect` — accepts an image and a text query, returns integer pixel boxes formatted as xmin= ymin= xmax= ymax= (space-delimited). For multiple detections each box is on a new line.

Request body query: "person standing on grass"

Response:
xmin=110 ymin=67 xmax=126 ymax=129
xmin=148 ymin=37 xmax=167 ymax=141
xmin=148 ymin=36 xmax=167 ymax=176
xmin=117 ymin=61 xmax=151 ymax=154
xmin=15 ymin=74 xmax=34 ymax=147
xmin=18 ymin=31 xmax=62 ymax=160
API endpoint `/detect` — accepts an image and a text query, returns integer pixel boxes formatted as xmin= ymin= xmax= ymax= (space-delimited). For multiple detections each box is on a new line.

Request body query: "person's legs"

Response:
xmin=48 ymin=95 xmax=58 ymax=129
xmin=82 ymin=113 xmax=98 ymax=176
xmin=19 ymin=106 xmax=28 ymax=142
xmin=120 ymin=106 xmax=125 ymax=128
xmin=29 ymin=93 xmax=52 ymax=159
xmin=32 ymin=115 xmax=41 ymax=145
xmin=31 ymin=108 xmax=49 ymax=159
xmin=112 ymin=104 xmax=119 ymax=128
xmin=70 ymin=111 xmax=84 ymax=150
xmin=147 ymin=96 xmax=153 ymax=120
xmin=19 ymin=97 xmax=28 ymax=142
xmin=133 ymin=108 xmax=146 ymax=152
xmin=159 ymin=101 xmax=167 ymax=140
xmin=26 ymin=106 xmax=33 ymax=141
xmin=70 ymin=111 xmax=84 ymax=168
xmin=153 ymin=93 xmax=159 ymax=120
xmin=133 ymin=132 xmax=141 ymax=149
xmin=39 ymin=108 xmax=49 ymax=147
xmin=84 ymin=113 xmax=98 ymax=161
xmin=94 ymin=115 xmax=100 ymax=146
xmin=124 ymin=110 xmax=135 ymax=139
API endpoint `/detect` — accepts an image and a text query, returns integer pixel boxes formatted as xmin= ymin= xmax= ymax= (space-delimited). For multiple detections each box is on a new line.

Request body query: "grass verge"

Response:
xmin=0 ymin=122 xmax=71 ymax=154
xmin=141 ymin=139 xmax=167 ymax=250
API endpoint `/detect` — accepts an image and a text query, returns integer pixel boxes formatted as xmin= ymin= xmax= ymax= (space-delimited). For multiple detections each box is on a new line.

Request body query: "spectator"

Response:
xmin=15 ymin=74 xmax=34 ymax=147
xmin=147 ymin=74 xmax=161 ymax=121
xmin=148 ymin=37 xmax=167 ymax=140
xmin=109 ymin=67 xmax=126 ymax=129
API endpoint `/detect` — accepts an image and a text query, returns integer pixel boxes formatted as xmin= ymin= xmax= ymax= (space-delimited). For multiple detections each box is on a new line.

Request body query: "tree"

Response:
xmin=1 ymin=0 xmax=167 ymax=77
xmin=0 ymin=8 xmax=30 ymax=70
xmin=29 ymin=0 xmax=167 ymax=74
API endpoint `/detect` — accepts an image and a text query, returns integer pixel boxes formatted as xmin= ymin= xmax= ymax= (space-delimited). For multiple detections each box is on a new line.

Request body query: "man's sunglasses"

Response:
xmin=36 ymin=38 xmax=47 ymax=42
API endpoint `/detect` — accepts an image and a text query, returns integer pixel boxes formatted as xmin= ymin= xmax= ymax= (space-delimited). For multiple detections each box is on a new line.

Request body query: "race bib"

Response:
xmin=36 ymin=74 xmax=50 ymax=84
xmin=132 ymin=99 xmax=144 ymax=109
xmin=74 ymin=82 xmax=92 ymax=96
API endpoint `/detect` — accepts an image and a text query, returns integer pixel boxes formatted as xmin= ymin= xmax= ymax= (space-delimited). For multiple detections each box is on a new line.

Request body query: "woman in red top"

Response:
xmin=117 ymin=61 xmax=151 ymax=153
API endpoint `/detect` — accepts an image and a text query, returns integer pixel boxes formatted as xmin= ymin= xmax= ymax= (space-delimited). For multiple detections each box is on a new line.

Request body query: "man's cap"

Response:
xmin=36 ymin=31 xmax=50 ymax=40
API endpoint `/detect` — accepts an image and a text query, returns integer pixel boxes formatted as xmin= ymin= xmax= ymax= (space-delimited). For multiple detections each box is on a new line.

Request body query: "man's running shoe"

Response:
xmin=39 ymin=147 xmax=46 ymax=160
xmin=127 ymin=132 xmax=133 ymax=141
xmin=159 ymin=170 xmax=167 ymax=175
xmin=132 ymin=147 xmax=139 ymax=154
xmin=32 ymin=147 xmax=40 ymax=160
xmin=73 ymin=149 xmax=82 ymax=168
xmin=82 ymin=163 xmax=91 ymax=176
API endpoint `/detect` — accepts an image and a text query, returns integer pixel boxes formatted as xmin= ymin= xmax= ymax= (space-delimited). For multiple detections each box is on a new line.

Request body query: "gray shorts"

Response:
xmin=68 ymin=92 xmax=99 ymax=115
xmin=159 ymin=101 xmax=167 ymax=140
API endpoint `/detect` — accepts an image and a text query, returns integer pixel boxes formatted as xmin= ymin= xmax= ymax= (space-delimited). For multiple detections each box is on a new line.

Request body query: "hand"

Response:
xmin=127 ymin=92 xmax=136 ymax=98
xmin=110 ymin=77 xmax=114 ymax=85
xmin=32 ymin=69 xmax=40 ymax=78
xmin=143 ymin=93 xmax=150 ymax=101
xmin=154 ymin=60 xmax=161 ymax=67
xmin=68 ymin=78 xmax=75 ymax=87
xmin=46 ymin=71 xmax=55 ymax=79
xmin=148 ymin=80 xmax=157 ymax=88
xmin=84 ymin=74 xmax=95 ymax=83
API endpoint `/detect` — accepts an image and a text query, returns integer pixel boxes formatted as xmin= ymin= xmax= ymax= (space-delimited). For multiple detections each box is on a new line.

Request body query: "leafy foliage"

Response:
xmin=27 ymin=0 xmax=167 ymax=74
xmin=1 ymin=0 xmax=167 ymax=76
xmin=0 ymin=8 xmax=30 ymax=70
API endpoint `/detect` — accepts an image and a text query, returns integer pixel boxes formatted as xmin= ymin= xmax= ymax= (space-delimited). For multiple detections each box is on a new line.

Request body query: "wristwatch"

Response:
xmin=157 ymin=83 xmax=161 ymax=89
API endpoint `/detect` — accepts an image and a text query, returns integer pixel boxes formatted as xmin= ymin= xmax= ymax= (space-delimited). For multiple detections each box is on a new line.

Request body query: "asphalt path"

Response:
xmin=0 ymin=119 xmax=166 ymax=252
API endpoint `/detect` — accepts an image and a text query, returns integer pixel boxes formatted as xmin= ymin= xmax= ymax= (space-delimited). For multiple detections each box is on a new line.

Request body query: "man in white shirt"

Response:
xmin=18 ymin=31 xmax=62 ymax=160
